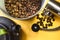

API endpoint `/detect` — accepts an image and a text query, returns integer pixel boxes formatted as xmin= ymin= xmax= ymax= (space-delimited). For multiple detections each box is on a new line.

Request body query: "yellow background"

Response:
xmin=0 ymin=0 xmax=60 ymax=40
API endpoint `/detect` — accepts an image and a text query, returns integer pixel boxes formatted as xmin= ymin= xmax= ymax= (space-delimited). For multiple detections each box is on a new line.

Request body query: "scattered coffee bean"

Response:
xmin=43 ymin=17 xmax=46 ymax=21
xmin=40 ymin=21 xmax=44 ymax=26
xmin=41 ymin=13 xmax=44 ymax=16
xmin=37 ymin=14 xmax=39 ymax=19
xmin=43 ymin=24 xmax=47 ymax=29
xmin=37 ymin=22 xmax=40 ymax=24
xmin=52 ymin=18 xmax=55 ymax=21
xmin=50 ymin=22 xmax=53 ymax=26
xmin=47 ymin=24 xmax=51 ymax=26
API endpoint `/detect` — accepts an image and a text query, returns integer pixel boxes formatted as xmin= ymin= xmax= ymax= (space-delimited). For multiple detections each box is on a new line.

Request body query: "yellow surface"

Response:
xmin=56 ymin=0 xmax=60 ymax=2
xmin=0 ymin=0 xmax=60 ymax=40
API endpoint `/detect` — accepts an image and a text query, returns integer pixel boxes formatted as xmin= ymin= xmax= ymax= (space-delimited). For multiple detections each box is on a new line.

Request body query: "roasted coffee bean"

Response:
xmin=39 ymin=18 xmax=43 ymax=21
xmin=43 ymin=26 xmax=47 ymax=29
xmin=50 ymin=22 xmax=53 ymax=26
xmin=52 ymin=18 xmax=55 ymax=21
xmin=47 ymin=20 xmax=51 ymax=23
xmin=37 ymin=14 xmax=39 ymax=19
xmin=43 ymin=19 xmax=45 ymax=21
xmin=43 ymin=24 xmax=47 ymax=29
xmin=41 ymin=13 xmax=44 ymax=16
xmin=48 ymin=24 xmax=51 ymax=26
xmin=43 ymin=17 xmax=46 ymax=21
xmin=5 ymin=0 xmax=41 ymax=18
xmin=48 ymin=23 xmax=53 ymax=26
xmin=37 ymin=22 xmax=40 ymax=24
xmin=47 ymin=21 xmax=53 ymax=26
xmin=47 ymin=17 xmax=51 ymax=23
xmin=40 ymin=21 xmax=44 ymax=26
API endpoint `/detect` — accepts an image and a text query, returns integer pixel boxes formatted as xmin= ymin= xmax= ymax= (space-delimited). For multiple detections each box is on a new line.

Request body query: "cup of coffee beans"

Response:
xmin=4 ymin=0 xmax=46 ymax=20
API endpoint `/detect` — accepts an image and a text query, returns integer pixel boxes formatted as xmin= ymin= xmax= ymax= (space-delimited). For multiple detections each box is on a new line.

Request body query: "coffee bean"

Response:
xmin=41 ymin=13 xmax=44 ymax=16
xmin=37 ymin=14 xmax=39 ymax=19
xmin=52 ymin=18 xmax=55 ymax=21
xmin=40 ymin=21 xmax=44 ymax=26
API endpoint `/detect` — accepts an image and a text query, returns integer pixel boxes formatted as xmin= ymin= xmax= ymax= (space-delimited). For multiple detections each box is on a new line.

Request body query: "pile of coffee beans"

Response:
xmin=5 ymin=0 xmax=41 ymax=18
xmin=36 ymin=9 xmax=55 ymax=29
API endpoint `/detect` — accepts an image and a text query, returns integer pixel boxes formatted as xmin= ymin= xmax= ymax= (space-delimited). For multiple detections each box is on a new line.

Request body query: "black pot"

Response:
xmin=0 ymin=17 xmax=21 ymax=40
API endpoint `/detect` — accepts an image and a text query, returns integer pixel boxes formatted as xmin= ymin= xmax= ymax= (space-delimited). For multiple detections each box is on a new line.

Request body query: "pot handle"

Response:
xmin=47 ymin=0 xmax=60 ymax=15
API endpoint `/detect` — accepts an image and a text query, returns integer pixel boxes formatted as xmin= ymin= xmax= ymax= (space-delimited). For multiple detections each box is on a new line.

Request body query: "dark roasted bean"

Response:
xmin=43 ymin=24 xmax=47 ymax=29
xmin=39 ymin=18 xmax=43 ymax=21
xmin=41 ymin=13 xmax=44 ymax=16
xmin=40 ymin=21 xmax=44 ymax=26
xmin=37 ymin=14 xmax=39 ymax=19
xmin=52 ymin=18 xmax=55 ymax=21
